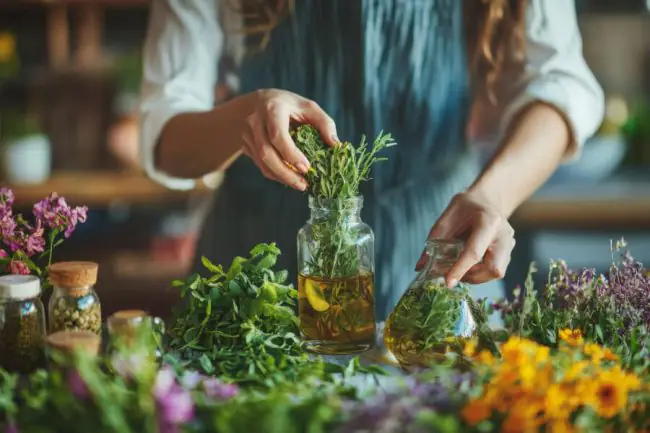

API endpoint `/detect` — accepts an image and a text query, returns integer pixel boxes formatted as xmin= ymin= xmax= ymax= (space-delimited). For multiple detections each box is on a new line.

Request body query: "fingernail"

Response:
xmin=295 ymin=179 xmax=307 ymax=191
xmin=447 ymin=278 xmax=458 ymax=289
xmin=296 ymin=162 xmax=309 ymax=174
xmin=332 ymin=134 xmax=340 ymax=144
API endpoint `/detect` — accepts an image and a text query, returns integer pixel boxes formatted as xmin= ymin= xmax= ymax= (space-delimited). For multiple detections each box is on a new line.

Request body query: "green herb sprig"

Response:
xmin=292 ymin=124 xmax=394 ymax=279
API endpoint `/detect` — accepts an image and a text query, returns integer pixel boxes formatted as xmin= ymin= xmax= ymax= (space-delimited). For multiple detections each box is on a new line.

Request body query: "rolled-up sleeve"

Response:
xmin=139 ymin=0 xmax=222 ymax=190
xmin=502 ymin=0 xmax=605 ymax=160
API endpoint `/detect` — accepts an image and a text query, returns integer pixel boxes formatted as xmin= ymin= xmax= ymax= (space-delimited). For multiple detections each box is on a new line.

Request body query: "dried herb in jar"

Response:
xmin=48 ymin=262 xmax=102 ymax=334
xmin=0 ymin=275 xmax=47 ymax=374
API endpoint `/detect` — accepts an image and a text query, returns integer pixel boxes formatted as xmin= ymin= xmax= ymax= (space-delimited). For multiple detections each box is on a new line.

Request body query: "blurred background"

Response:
xmin=0 ymin=0 xmax=649 ymax=319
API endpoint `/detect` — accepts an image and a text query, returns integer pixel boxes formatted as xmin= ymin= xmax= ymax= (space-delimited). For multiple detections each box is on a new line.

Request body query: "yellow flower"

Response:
xmin=545 ymin=384 xmax=570 ymax=420
xmin=463 ymin=339 xmax=478 ymax=357
xmin=564 ymin=361 xmax=590 ymax=381
xmin=502 ymin=399 xmax=546 ymax=433
xmin=548 ymin=419 xmax=575 ymax=433
xmin=461 ymin=398 xmax=492 ymax=426
xmin=475 ymin=349 xmax=496 ymax=366
xmin=583 ymin=343 xmax=618 ymax=364
xmin=559 ymin=328 xmax=584 ymax=346
xmin=584 ymin=367 xmax=639 ymax=419
xmin=0 ymin=32 xmax=16 ymax=62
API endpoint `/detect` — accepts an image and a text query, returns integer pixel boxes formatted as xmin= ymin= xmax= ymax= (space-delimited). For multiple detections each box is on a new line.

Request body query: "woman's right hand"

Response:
xmin=242 ymin=89 xmax=339 ymax=191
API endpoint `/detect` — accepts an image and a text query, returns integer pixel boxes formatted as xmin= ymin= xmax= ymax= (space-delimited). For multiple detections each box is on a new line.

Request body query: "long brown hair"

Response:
xmin=228 ymin=0 xmax=527 ymax=104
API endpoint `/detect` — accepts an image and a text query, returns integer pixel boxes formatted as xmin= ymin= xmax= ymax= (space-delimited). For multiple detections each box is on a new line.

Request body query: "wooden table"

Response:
xmin=4 ymin=170 xmax=212 ymax=208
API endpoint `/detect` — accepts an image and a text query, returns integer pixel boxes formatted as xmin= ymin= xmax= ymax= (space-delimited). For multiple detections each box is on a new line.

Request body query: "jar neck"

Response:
xmin=418 ymin=239 xmax=464 ymax=280
xmin=54 ymin=285 xmax=92 ymax=297
xmin=308 ymin=196 xmax=363 ymax=223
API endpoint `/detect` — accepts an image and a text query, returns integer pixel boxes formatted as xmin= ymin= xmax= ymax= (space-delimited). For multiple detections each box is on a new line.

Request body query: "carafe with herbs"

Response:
xmin=106 ymin=310 xmax=165 ymax=375
xmin=48 ymin=261 xmax=102 ymax=334
xmin=292 ymin=124 xmax=394 ymax=355
xmin=0 ymin=275 xmax=46 ymax=373
xmin=384 ymin=239 xmax=494 ymax=370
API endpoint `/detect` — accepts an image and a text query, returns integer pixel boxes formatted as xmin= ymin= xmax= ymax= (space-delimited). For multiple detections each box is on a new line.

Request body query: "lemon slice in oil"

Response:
xmin=305 ymin=281 xmax=330 ymax=312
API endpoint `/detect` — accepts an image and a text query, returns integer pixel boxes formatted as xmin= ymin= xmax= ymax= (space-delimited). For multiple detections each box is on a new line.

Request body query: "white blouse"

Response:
xmin=139 ymin=0 xmax=605 ymax=190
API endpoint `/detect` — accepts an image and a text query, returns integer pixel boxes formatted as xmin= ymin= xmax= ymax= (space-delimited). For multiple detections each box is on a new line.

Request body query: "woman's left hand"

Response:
xmin=416 ymin=190 xmax=515 ymax=288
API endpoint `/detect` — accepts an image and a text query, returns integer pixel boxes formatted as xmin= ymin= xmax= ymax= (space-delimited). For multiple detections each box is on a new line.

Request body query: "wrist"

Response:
xmin=467 ymin=172 xmax=515 ymax=218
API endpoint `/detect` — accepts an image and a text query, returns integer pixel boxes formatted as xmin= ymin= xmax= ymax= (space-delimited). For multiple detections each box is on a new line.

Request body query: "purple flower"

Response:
xmin=67 ymin=369 xmax=90 ymax=399
xmin=154 ymin=367 xmax=176 ymax=398
xmin=202 ymin=378 xmax=239 ymax=400
xmin=32 ymin=193 xmax=88 ymax=238
xmin=4 ymin=422 xmax=18 ymax=433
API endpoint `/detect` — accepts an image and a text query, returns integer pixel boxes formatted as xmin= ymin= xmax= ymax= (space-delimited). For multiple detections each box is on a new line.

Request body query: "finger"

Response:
xmin=461 ymin=234 xmax=514 ymax=285
xmin=297 ymin=99 xmax=339 ymax=146
xmin=243 ymin=131 xmax=277 ymax=181
xmin=445 ymin=214 xmax=500 ymax=288
xmin=249 ymin=116 xmax=307 ymax=191
xmin=264 ymin=105 xmax=311 ymax=173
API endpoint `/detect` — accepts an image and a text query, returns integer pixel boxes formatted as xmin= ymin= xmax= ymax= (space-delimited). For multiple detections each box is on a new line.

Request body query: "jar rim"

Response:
xmin=308 ymin=195 xmax=363 ymax=209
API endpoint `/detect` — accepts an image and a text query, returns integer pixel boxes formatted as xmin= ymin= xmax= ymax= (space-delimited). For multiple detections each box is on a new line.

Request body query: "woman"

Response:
xmin=139 ymin=0 xmax=603 ymax=320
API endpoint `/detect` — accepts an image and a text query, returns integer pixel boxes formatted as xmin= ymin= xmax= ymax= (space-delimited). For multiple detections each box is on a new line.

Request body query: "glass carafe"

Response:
xmin=384 ymin=239 xmax=484 ymax=370
xmin=297 ymin=196 xmax=376 ymax=355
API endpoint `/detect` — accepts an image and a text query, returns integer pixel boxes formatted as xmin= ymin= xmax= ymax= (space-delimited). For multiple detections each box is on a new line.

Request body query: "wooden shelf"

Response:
xmin=4 ymin=170 xmax=212 ymax=208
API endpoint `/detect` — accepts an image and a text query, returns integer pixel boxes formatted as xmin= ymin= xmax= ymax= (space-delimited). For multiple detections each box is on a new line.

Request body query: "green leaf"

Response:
xmin=201 ymin=256 xmax=225 ymax=276
xmin=227 ymin=256 xmax=247 ymax=280
xmin=199 ymin=353 xmax=215 ymax=374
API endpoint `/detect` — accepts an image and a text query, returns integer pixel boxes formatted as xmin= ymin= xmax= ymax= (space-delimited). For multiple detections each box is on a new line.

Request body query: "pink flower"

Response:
xmin=0 ymin=249 xmax=8 ymax=258
xmin=9 ymin=260 xmax=29 ymax=275
xmin=0 ymin=188 xmax=15 ymax=209
xmin=0 ymin=213 xmax=16 ymax=240
xmin=4 ymin=422 xmax=18 ymax=433
xmin=67 ymin=369 xmax=90 ymax=399
xmin=154 ymin=367 xmax=195 ymax=427
xmin=203 ymin=378 xmax=239 ymax=400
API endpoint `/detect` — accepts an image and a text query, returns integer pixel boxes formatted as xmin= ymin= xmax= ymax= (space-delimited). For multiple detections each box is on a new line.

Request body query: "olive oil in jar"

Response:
xmin=384 ymin=239 xmax=485 ymax=371
xmin=298 ymin=272 xmax=375 ymax=355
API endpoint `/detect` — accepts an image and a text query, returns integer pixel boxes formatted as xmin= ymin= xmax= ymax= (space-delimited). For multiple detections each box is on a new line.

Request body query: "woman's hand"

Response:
xmin=242 ymin=89 xmax=339 ymax=191
xmin=416 ymin=190 xmax=515 ymax=288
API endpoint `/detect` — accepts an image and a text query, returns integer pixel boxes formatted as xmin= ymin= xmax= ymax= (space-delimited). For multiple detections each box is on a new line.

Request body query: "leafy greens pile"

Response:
xmin=167 ymin=243 xmax=312 ymax=386
xmin=291 ymin=124 xmax=394 ymax=279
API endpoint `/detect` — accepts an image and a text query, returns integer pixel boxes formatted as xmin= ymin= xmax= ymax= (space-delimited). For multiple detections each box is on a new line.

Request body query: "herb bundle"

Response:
xmin=292 ymin=124 xmax=394 ymax=279
xmin=167 ymin=243 xmax=313 ymax=386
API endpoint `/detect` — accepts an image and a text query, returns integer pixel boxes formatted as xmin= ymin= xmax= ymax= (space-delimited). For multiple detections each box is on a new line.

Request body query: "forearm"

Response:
xmin=469 ymin=102 xmax=572 ymax=217
xmin=157 ymin=93 xmax=255 ymax=179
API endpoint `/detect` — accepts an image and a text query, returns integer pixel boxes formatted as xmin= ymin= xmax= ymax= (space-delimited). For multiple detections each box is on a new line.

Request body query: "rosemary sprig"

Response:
xmin=291 ymin=124 xmax=394 ymax=279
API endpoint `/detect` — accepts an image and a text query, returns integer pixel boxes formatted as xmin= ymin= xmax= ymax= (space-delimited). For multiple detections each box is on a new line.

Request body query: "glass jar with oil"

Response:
xmin=297 ymin=196 xmax=375 ymax=355
xmin=384 ymin=239 xmax=489 ymax=371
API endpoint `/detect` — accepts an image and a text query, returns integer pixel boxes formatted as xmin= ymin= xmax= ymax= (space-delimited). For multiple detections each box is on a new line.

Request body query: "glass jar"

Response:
xmin=0 ymin=275 xmax=47 ymax=373
xmin=106 ymin=310 xmax=165 ymax=376
xmin=384 ymin=239 xmax=485 ymax=370
xmin=48 ymin=262 xmax=102 ymax=335
xmin=297 ymin=196 xmax=376 ymax=355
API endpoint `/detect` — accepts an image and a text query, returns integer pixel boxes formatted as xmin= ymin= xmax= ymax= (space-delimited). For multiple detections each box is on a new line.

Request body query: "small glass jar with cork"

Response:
xmin=106 ymin=310 xmax=165 ymax=375
xmin=0 ymin=275 xmax=47 ymax=374
xmin=48 ymin=262 xmax=102 ymax=335
xmin=46 ymin=330 xmax=101 ymax=360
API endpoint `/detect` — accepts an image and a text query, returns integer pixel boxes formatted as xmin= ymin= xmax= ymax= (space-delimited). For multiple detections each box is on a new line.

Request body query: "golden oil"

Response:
xmin=298 ymin=272 xmax=375 ymax=355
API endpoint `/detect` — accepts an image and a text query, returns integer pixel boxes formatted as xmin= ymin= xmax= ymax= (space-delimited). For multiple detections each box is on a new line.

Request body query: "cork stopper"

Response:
xmin=49 ymin=262 xmax=98 ymax=294
xmin=46 ymin=330 xmax=101 ymax=357
xmin=108 ymin=310 xmax=149 ymax=338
